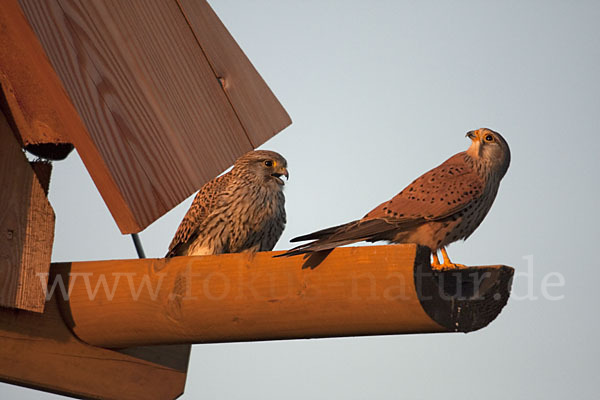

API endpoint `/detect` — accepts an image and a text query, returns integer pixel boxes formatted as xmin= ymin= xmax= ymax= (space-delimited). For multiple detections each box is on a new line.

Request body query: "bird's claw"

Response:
xmin=431 ymin=262 xmax=467 ymax=271
xmin=431 ymin=248 xmax=467 ymax=270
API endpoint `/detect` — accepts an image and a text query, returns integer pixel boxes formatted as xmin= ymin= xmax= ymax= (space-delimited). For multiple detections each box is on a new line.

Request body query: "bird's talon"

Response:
xmin=431 ymin=252 xmax=441 ymax=267
xmin=432 ymin=262 xmax=467 ymax=271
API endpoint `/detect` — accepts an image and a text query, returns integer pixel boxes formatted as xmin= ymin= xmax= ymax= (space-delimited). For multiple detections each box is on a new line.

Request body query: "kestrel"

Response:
xmin=281 ymin=128 xmax=510 ymax=269
xmin=167 ymin=150 xmax=289 ymax=257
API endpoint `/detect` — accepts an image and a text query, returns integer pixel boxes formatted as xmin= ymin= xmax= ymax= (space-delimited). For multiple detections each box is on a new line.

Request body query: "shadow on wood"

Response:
xmin=52 ymin=244 xmax=513 ymax=348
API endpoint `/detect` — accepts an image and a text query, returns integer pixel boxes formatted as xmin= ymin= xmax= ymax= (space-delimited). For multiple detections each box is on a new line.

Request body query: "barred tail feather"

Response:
xmin=289 ymin=222 xmax=354 ymax=243
xmin=277 ymin=218 xmax=399 ymax=258
xmin=277 ymin=237 xmax=364 ymax=257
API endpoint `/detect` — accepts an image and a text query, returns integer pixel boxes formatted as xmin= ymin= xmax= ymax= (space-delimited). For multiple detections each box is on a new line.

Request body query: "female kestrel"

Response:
xmin=281 ymin=128 xmax=510 ymax=269
xmin=167 ymin=150 xmax=289 ymax=257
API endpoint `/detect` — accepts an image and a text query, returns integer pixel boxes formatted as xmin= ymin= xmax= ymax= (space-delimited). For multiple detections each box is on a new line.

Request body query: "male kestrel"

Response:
xmin=167 ymin=150 xmax=289 ymax=257
xmin=281 ymin=128 xmax=510 ymax=269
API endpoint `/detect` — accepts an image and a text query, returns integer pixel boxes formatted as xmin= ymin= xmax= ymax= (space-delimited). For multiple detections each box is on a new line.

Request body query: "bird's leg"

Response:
xmin=436 ymin=247 xmax=467 ymax=270
xmin=431 ymin=251 xmax=441 ymax=268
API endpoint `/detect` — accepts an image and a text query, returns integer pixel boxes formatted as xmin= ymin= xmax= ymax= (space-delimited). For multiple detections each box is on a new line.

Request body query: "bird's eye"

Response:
xmin=485 ymin=134 xmax=494 ymax=142
xmin=264 ymin=160 xmax=273 ymax=167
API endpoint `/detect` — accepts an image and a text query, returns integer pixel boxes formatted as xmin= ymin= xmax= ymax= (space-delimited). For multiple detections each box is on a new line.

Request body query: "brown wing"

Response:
xmin=365 ymin=152 xmax=484 ymax=222
xmin=281 ymin=152 xmax=484 ymax=257
xmin=166 ymin=173 xmax=231 ymax=257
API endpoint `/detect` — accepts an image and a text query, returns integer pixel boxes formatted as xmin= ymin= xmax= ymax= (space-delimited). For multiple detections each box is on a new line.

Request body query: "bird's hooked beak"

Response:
xmin=271 ymin=166 xmax=289 ymax=185
xmin=465 ymin=129 xmax=485 ymax=159
xmin=466 ymin=130 xmax=478 ymax=141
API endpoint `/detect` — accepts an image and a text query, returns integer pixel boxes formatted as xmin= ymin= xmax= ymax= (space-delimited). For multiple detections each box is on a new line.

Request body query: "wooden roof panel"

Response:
xmin=179 ymin=0 xmax=292 ymax=146
xmin=17 ymin=0 xmax=290 ymax=233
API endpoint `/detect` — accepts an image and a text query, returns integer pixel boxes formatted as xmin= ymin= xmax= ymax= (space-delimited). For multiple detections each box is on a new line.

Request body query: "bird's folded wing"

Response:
xmin=283 ymin=153 xmax=485 ymax=257
xmin=365 ymin=152 xmax=485 ymax=222
xmin=167 ymin=174 xmax=230 ymax=257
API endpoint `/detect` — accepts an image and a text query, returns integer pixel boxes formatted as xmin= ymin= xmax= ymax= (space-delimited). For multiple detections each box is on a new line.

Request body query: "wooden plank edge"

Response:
xmin=0 ymin=294 xmax=190 ymax=400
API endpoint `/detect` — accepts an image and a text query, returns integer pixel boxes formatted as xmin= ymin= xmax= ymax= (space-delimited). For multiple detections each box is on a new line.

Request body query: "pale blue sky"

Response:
xmin=3 ymin=0 xmax=599 ymax=399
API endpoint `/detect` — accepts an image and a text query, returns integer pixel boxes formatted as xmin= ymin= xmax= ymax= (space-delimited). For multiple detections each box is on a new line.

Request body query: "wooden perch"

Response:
xmin=53 ymin=244 xmax=514 ymax=348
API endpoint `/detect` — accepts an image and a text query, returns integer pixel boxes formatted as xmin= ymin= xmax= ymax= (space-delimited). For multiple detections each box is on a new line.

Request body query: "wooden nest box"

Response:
xmin=0 ymin=1 xmax=514 ymax=399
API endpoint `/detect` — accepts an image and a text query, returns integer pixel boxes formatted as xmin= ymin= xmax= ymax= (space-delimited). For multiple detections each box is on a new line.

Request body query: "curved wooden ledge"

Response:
xmin=51 ymin=244 xmax=514 ymax=348
xmin=417 ymin=261 xmax=513 ymax=332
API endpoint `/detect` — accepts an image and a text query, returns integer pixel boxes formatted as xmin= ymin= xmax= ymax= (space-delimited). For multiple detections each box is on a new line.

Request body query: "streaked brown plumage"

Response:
xmin=167 ymin=150 xmax=288 ymax=257
xmin=281 ymin=128 xmax=510 ymax=269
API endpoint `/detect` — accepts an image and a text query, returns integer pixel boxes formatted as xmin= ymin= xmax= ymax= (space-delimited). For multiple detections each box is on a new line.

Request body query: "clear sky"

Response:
xmin=3 ymin=0 xmax=600 ymax=399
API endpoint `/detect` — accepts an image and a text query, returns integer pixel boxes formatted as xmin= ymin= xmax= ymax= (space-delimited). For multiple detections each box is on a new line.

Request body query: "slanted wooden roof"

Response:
xmin=16 ymin=0 xmax=291 ymax=233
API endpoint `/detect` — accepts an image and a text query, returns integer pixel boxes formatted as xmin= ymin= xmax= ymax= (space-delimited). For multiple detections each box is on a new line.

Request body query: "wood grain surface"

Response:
xmin=0 ymin=0 xmax=83 ymax=157
xmin=0 ymin=288 xmax=189 ymax=399
xmin=0 ymin=112 xmax=54 ymax=313
xmin=56 ymin=244 xmax=513 ymax=348
xmin=178 ymin=0 xmax=292 ymax=146
xmin=18 ymin=0 xmax=291 ymax=233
